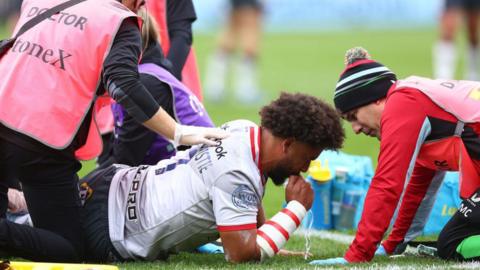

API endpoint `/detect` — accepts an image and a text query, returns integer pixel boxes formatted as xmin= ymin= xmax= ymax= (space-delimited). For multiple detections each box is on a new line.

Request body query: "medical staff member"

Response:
xmin=100 ymin=11 xmax=213 ymax=167
xmin=95 ymin=12 xmax=213 ymax=168
xmin=0 ymin=0 xmax=226 ymax=262
xmin=96 ymin=0 xmax=202 ymax=166
xmin=311 ymin=47 xmax=480 ymax=265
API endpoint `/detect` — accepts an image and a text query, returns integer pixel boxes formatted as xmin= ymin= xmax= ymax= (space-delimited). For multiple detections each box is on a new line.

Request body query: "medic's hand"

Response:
xmin=285 ymin=175 xmax=314 ymax=210
xmin=174 ymin=123 xmax=229 ymax=147
xmin=375 ymin=244 xmax=387 ymax=256
xmin=309 ymin=257 xmax=348 ymax=266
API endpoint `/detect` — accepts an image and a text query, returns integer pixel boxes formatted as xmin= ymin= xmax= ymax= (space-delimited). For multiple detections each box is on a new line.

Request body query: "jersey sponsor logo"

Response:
xmin=214 ymin=139 xmax=227 ymax=160
xmin=126 ymin=166 xmax=147 ymax=221
xmin=232 ymin=185 xmax=258 ymax=209
xmin=194 ymin=145 xmax=213 ymax=173
xmin=459 ymin=203 xmax=472 ymax=218
xmin=471 ymin=193 xmax=480 ymax=203
xmin=469 ymin=192 xmax=480 ymax=207
xmin=11 ymin=38 xmax=72 ymax=71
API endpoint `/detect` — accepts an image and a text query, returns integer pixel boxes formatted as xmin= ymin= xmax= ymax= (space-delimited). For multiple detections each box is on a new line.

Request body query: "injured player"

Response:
xmin=79 ymin=92 xmax=345 ymax=262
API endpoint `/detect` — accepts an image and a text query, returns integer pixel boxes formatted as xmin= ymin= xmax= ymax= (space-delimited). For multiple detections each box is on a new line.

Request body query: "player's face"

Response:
xmin=268 ymin=140 xmax=322 ymax=185
xmin=342 ymin=102 xmax=382 ymax=139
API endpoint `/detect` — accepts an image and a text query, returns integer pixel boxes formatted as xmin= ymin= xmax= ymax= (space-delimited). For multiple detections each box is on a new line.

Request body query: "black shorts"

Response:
xmin=437 ymin=188 xmax=480 ymax=261
xmin=230 ymin=0 xmax=262 ymax=10
xmin=80 ymin=166 xmax=123 ymax=262
xmin=445 ymin=0 xmax=480 ymax=10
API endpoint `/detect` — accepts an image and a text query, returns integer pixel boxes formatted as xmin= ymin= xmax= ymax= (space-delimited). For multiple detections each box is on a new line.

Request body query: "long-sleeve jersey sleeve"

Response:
xmin=345 ymin=89 xmax=433 ymax=262
xmin=102 ymin=18 xmax=160 ymax=123
xmin=381 ymin=165 xmax=438 ymax=253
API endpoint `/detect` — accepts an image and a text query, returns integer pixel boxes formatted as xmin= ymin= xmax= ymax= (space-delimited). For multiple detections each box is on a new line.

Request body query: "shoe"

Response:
xmin=196 ymin=242 xmax=224 ymax=254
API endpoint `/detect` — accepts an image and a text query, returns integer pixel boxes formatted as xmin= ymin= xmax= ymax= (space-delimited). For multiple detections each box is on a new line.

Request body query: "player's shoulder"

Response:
xmin=203 ymin=120 xmax=260 ymax=177
xmin=218 ymin=119 xmax=259 ymax=155
xmin=219 ymin=119 xmax=258 ymax=133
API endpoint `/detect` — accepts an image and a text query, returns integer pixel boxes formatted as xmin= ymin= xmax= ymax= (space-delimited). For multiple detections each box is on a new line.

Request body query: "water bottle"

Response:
xmin=304 ymin=160 xmax=333 ymax=230
xmin=337 ymin=188 xmax=363 ymax=230
xmin=332 ymin=167 xmax=348 ymax=230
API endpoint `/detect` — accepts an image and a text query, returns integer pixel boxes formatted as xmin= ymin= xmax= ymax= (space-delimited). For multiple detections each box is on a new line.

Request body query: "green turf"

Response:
xmin=2 ymin=25 xmax=473 ymax=268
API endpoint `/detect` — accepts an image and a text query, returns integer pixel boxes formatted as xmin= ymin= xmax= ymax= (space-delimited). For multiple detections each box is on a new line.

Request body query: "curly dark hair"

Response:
xmin=260 ymin=92 xmax=345 ymax=150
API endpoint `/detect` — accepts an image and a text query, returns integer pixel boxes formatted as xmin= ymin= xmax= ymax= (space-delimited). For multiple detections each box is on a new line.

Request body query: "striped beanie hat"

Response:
xmin=333 ymin=47 xmax=397 ymax=113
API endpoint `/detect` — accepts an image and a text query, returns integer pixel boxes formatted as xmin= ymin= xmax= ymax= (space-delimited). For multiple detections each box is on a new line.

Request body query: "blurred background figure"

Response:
xmin=146 ymin=0 xmax=203 ymax=100
xmin=204 ymin=0 xmax=264 ymax=104
xmin=0 ymin=0 xmax=22 ymax=33
xmin=433 ymin=0 xmax=480 ymax=80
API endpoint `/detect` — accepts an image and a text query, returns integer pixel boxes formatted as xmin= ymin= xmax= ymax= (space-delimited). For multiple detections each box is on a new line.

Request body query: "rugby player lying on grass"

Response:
xmin=77 ymin=92 xmax=345 ymax=262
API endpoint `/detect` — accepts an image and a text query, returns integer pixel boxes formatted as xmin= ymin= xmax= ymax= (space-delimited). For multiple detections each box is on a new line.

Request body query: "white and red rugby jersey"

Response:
xmin=108 ymin=120 xmax=265 ymax=260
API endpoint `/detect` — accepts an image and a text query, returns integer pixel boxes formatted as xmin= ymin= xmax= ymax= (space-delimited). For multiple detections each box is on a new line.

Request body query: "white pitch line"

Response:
xmin=451 ymin=262 xmax=480 ymax=269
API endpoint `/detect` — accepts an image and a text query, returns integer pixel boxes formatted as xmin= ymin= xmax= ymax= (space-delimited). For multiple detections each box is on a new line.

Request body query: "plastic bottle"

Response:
xmin=305 ymin=160 xmax=333 ymax=230
xmin=332 ymin=167 xmax=348 ymax=230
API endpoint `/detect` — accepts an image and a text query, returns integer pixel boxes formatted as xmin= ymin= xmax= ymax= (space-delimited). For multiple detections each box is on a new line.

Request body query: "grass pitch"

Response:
xmin=2 ymin=25 xmax=476 ymax=269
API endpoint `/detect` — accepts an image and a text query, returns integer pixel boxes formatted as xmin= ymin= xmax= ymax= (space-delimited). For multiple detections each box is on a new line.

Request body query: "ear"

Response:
xmin=375 ymin=98 xmax=386 ymax=105
xmin=281 ymin=138 xmax=295 ymax=154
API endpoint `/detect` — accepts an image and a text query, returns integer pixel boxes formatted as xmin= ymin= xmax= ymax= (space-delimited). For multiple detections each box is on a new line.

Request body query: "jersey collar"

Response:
xmin=249 ymin=126 xmax=266 ymax=186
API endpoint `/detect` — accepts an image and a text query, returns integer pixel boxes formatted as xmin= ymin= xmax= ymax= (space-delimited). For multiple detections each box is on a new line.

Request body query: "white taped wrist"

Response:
xmin=256 ymin=200 xmax=307 ymax=260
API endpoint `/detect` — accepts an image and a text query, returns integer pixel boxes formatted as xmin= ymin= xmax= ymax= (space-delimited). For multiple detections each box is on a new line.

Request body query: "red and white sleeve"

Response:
xmin=256 ymin=200 xmax=306 ymax=260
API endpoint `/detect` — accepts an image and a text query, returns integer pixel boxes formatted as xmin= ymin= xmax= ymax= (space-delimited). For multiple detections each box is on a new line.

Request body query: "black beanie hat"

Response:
xmin=333 ymin=47 xmax=397 ymax=113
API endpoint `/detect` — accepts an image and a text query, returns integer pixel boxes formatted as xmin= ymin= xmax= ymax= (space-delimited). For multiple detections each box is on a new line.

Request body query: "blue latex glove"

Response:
xmin=309 ymin=257 xmax=347 ymax=266
xmin=375 ymin=244 xmax=387 ymax=256
xmin=196 ymin=243 xmax=224 ymax=254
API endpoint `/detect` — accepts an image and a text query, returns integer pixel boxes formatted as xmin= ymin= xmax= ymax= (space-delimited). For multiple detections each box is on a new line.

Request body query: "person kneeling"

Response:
xmin=80 ymin=92 xmax=345 ymax=262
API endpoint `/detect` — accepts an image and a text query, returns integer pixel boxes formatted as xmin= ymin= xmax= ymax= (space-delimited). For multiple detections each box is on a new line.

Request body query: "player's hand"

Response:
xmin=278 ymin=249 xmax=312 ymax=258
xmin=309 ymin=257 xmax=348 ymax=265
xmin=174 ymin=124 xmax=229 ymax=147
xmin=285 ymin=175 xmax=313 ymax=210
xmin=375 ymin=244 xmax=387 ymax=256
xmin=7 ymin=188 xmax=28 ymax=213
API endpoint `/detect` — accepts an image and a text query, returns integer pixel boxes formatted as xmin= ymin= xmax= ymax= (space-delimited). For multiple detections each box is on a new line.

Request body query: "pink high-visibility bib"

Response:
xmin=96 ymin=96 xmax=115 ymax=135
xmin=0 ymin=0 xmax=140 ymax=160
xmin=396 ymin=76 xmax=480 ymax=123
xmin=396 ymin=76 xmax=480 ymax=198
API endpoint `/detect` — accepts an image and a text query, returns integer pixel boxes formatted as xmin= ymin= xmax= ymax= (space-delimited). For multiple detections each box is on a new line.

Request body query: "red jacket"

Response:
xmin=345 ymin=82 xmax=480 ymax=262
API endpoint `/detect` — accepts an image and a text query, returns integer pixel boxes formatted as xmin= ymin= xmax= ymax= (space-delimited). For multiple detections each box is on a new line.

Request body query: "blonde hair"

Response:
xmin=138 ymin=9 xmax=161 ymax=51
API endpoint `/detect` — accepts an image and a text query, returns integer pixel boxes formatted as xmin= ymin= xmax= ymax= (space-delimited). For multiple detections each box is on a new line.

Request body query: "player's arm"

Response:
xmin=257 ymin=205 xmax=265 ymax=227
xmin=345 ymin=90 xmax=431 ymax=262
xmin=219 ymin=175 xmax=313 ymax=263
xmin=380 ymin=165 xmax=437 ymax=254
